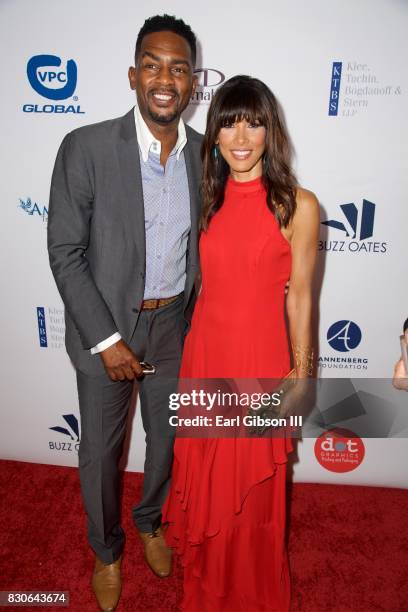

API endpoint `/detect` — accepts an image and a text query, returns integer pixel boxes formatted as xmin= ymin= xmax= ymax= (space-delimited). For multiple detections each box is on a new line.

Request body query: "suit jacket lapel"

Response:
xmin=184 ymin=133 xmax=200 ymax=269
xmin=116 ymin=109 xmax=146 ymax=269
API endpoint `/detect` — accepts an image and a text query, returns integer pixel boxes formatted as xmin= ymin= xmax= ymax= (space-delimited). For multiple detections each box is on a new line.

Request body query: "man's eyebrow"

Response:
xmin=141 ymin=51 xmax=190 ymax=66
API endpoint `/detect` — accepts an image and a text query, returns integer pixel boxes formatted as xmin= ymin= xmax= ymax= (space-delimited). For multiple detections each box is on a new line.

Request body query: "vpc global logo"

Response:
xmin=49 ymin=414 xmax=80 ymax=452
xmin=318 ymin=320 xmax=368 ymax=371
xmin=314 ymin=428 xmax=365 ymax=473
xmin=319 ymin=199 xmax=388 ymax=254
xmin=191 ymin=68 xmax=225 ymax=105
xmin=23 ymin=54 xmax=85 ymax=114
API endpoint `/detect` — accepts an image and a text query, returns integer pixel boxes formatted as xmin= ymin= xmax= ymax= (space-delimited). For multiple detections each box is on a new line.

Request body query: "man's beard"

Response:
xmin=147 ymin=106 xmax=179 ymax=125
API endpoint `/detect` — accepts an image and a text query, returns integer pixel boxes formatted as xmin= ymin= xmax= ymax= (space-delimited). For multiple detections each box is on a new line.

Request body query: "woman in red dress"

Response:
xmin=163 ymin=75 xmax=319 ymax=611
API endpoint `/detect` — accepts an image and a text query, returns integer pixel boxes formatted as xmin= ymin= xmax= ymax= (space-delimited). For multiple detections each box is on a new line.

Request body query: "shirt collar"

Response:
xmin=133 ymin=101 xmax=187 ymax=163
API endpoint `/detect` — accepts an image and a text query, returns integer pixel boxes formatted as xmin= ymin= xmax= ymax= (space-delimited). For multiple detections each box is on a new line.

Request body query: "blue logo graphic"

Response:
xmin=36 ymin=307 xmax=48 ymax=348
xmin=19 ymin=197 xmax=48 ymax=221
xmin=327 ymin=321 xmax=362 ymax=352
xmin=322 ymin=200 xmax=375 ymax=240
xmin=27 ymin=54 xmax=77 ymax=100
xmin=328 ymin=61 xmax=342 ymax=116
xmin=49 ymin=414 xmax=80 ymax=441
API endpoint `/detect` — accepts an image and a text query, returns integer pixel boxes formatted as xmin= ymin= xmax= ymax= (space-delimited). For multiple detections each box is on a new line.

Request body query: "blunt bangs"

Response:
xmin=216 ymin=84 xmax=268 ymax=129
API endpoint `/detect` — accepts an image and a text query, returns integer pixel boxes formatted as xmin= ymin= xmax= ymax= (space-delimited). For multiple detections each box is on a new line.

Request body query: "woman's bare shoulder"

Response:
xmin=292 ymin=187 xmax=320 ymax=232
xmin=295 ymin=187 xmax=319 ymax=209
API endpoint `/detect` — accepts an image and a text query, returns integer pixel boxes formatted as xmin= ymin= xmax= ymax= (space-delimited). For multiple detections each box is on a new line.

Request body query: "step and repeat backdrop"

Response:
xmin=1 ymin=0 xmax=407 ymax=487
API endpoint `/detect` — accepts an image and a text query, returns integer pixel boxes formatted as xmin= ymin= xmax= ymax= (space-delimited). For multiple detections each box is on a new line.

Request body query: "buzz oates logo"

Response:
xmin=319 ymin=199 xmax=387 ymax=254
xmin=191 ymin=68 xmax=225 ymax=105
xmin=314 ymin=428 xmax=365 ymax=472
xmin=318 ymin=321 xmax=368 ymax=371
xmin=49 ymin=414 xmax=80 ymax=452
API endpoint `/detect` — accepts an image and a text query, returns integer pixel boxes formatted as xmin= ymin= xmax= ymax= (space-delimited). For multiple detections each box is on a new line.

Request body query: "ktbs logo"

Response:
xmin=328 ymin=61 xmax=342 ymax=116
xmin=36 ymin=306 xmax=65 ymax=349
xmin=314 ymin=428 xmax=365 ymax=473
xmin=37 ymin=307 xmax=48 ymax=348
xmin=319 ymin=199 xmax=388 ymax=254
xmin=191 ymin=68 xmax=225 ymax=105
xmin=327 ymin=320 xmax=362 ymax=352
xmin=23 ymin=54 xmax=85 ymax=114
xmin=49 ymin=414 xmax=80 ymax=452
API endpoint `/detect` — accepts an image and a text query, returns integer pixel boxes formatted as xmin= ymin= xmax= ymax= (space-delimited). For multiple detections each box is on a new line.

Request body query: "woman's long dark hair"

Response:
xmin=201 ymin=75 xmax=297 ymax=230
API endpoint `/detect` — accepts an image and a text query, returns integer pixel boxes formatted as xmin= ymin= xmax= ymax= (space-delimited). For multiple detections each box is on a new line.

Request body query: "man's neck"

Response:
xmin=142 ymin=113 xmax=179 ymax=166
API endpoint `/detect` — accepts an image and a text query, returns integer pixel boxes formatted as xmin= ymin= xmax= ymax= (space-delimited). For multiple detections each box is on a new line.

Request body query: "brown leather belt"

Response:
xmin=141 ymin=293 xmax=183 ymax=310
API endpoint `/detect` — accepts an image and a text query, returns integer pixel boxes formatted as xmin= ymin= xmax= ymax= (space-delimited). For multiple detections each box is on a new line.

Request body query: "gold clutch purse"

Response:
xmin=246 ymin=369 xmax=296 ymax=435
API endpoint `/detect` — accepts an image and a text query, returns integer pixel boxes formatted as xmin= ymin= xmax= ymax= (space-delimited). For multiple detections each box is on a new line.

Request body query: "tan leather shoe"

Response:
xmin=139 ymin=526 xmax=172 ymax=577
xmin=91 ymin=554 xmax=122 ymax=611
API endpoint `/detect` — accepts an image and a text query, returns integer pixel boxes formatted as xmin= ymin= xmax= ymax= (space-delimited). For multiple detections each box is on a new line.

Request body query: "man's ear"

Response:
xmin=128 ymin=66 xmax=137 ymax=91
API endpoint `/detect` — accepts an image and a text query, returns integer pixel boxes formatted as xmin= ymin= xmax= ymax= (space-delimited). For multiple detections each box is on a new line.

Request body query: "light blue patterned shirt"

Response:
xmin=140 ymin=151 xmax=190 ymax=300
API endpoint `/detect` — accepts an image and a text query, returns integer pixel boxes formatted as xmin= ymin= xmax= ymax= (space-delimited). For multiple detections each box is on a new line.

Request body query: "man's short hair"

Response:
xmin=135 ymin=14 xmax=197 ymax=66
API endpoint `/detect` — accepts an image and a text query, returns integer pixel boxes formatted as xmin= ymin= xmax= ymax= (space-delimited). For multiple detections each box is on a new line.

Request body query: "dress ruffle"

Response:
xmin=163 ymin=437 xmax=292 ymax=610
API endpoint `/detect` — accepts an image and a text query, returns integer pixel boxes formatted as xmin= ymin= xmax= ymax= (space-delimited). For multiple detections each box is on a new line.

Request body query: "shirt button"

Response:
xmin=160 ymin=222 xmax=164 ymax=226
xmin=162 ymin=187 xmax=167 ymax=194
xmin=157 ymin=254 xmax=161 ymax=259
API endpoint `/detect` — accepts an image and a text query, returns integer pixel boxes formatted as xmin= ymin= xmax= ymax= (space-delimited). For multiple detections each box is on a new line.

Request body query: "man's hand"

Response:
xmin=100 ymin=339 xmax=143 ymax=381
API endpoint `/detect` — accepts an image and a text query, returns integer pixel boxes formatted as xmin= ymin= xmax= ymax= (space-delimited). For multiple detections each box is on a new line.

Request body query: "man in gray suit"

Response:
xmin=48 ymin=15 xmax=201 ymax=611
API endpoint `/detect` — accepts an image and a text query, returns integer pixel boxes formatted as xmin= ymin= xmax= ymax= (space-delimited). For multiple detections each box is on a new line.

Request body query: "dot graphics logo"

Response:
xmin=314 ymin=428 xmax=365 ymax=473
xmin=23 ymin=54 xmax=85 ymax=114
xmin=319 ymin=199 xmax=387 ymax=254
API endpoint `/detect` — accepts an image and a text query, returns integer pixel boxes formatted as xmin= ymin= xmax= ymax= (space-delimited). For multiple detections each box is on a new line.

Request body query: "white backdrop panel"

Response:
xmin=1 ymin=0 xmax=407 ymax=487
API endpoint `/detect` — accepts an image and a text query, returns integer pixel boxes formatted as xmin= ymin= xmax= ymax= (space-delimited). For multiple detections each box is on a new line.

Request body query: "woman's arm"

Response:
xmin=286 ymin=188 xmax=320 ymax=377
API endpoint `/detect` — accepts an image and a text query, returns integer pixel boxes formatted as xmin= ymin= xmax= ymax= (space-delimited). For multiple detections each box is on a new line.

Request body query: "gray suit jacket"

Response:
xmin=48 ymin=109 xmax=202 ymax=376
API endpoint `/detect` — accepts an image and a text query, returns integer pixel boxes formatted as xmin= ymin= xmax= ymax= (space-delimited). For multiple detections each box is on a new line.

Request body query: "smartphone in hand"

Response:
xmin=139 ymin=361 xmax=156 ymax=375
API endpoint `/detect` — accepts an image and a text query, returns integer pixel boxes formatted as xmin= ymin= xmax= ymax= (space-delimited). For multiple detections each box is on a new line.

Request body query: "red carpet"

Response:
xmin=0 ymin=459 xmax=407 ymax=611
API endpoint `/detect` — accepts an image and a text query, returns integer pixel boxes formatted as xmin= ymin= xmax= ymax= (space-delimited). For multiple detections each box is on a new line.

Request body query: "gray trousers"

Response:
xmin=76 ymin=296 xmax=185 ymax=564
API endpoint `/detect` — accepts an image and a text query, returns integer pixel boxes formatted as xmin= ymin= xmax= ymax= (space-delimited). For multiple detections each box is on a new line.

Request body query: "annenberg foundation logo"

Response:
xmin=49 ymin=414 xmax=80 ymax=452
xmin=327 ymin=321 xmax=362 ymax=353
xmin=319 ymin=199 xmax=388 ymax=254
xmin=318 ymin=320 xmax=368 ymax=371
xmin=191 ymin=68 xmax=225 ymax=105
xmin=23 ymin=54 xmax=85 ymax=114
xmin=314 ymin=428 xmax=365 ymax=472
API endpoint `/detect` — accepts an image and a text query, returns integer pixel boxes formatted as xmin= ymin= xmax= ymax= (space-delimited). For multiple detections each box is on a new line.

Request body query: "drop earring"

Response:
xmin=212 ymin=145 xmax=219 ymax=160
